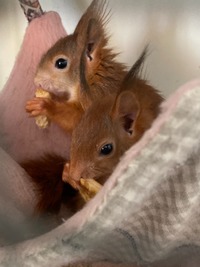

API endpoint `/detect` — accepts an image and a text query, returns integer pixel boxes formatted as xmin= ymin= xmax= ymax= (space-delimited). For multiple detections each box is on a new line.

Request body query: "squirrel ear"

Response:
xmin=85 ymin=18 xmax=104 ymax=61
xmin=113 ymin=91 xmax=140 ymax=135
xmin=74 ymin=0 xmax=108 ymax=61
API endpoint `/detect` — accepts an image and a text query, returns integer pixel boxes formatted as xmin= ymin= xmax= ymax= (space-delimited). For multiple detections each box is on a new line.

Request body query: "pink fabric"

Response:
xmin=0 ymin=11 xmax=70 ymax=163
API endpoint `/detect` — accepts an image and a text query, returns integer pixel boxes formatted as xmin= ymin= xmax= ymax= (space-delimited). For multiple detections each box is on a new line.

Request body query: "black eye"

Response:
xmin=100 ymin=144 xmax=113 ymax=156
xmin=55 ymin=58 xmax=68 ymax=69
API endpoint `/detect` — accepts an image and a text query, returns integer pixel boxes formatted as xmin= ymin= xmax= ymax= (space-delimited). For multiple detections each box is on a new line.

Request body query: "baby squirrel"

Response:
xmin=22 ymin=0 xmax=128 ymax=216
xmin=22 ymin=48 xmax=163 ymax=215
xmin=23 ymin=0 xmax=163 ymax=215
xmin=63 ymin=48 xmax=164 ymax=188
xmin=26 ymin=0 xmax=126 ymax=133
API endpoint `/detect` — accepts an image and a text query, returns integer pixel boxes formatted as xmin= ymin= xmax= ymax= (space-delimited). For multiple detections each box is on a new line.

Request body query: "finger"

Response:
xmin=26 ymin=103 xmax=44 ymax=110
xmin=26 ymin=99 xmax=40 ymax=105
xmin=31 ymin=110 xmax=43 ymax=116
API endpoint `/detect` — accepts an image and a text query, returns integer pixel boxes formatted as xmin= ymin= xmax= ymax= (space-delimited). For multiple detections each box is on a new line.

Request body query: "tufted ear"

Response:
xmin=122 ymin=46 xmax=148 ymax=87
xmin=74 ymin=0 xmax=106 ymax=33
xmin=112 ymin=91 xmax=140 ymax=135
xmin=84 ymin=18 xmax=105 ymax=61
xmin=74 ymin=0 xmax=109 ymax=62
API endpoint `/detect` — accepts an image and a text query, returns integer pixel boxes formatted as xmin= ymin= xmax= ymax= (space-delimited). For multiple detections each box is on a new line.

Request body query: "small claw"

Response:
xmin=31 ymin=110 xmax=42 ymax=116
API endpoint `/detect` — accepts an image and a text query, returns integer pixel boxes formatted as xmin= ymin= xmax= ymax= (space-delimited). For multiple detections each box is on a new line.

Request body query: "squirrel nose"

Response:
xmin=62 ymin=162 xmax=70 ymax=183
xmin=62 ymin=163 xmax=78 ymax=189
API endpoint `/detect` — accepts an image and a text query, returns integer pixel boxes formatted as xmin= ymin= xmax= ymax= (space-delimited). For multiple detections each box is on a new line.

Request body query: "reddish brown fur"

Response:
xmin=23 ymin=1 xmax=162 ymax=214
xmin=63 ymin=50 xmax=164 ymax=188
xmin=26 ymin=0 xmax=126 ymax=132
xmin=23 ymin=49 xmax=163 ymax=214
xmin=23 ymin=0 xmax=128 ymax=214
xmin=23 ymin=0 xmax=127 ymax=215
xmin=21 ymin=155 xmax=84 ymax=214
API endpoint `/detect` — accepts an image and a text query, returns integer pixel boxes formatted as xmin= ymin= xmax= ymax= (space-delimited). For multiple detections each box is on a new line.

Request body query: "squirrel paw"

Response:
xmin=26 ymin=98 xmax=53 ymax=117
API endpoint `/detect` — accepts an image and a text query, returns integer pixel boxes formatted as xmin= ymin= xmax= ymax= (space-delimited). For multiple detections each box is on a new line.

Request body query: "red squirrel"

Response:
xmin=22 ymin=0 xmax=163 ymax=214
xmin=62 ymin=48 xmax=164 ymax=188
xmin=22 ymin=0 xmax=127 ymax=215
xmin=26 ymin=0 xmax=126 ymax=133
xmin=22 ymin=48 xmax=163 ymax=215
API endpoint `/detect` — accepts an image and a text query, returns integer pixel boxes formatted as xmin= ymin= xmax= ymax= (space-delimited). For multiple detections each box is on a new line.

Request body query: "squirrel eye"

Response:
xmin=100 ymin=143 xmax=113 ymax=156
xmin=55 ymin=58 xmax=68 ymax=69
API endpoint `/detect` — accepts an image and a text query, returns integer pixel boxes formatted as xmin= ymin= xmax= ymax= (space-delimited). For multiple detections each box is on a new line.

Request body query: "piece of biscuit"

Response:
xmin=79 ymin=178 xmax=102 ymax=202
xmin=35 ymin=88 xmax=51 ymax=129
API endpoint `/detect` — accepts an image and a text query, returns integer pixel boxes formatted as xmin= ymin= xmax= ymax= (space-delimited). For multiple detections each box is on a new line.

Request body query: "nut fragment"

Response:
xmin=79 ymin=178 xmax=102 ymax=202
xmin=35 ymin=88 xmax=51 ymax=129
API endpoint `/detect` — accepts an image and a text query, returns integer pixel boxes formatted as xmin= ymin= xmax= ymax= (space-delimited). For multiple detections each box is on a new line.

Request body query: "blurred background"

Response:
xmin=0 ymin=0 xmax=200 ymax=97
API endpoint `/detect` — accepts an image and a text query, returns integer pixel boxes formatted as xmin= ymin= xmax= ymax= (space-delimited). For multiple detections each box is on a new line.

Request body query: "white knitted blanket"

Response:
xmin=0 ymin=79 xmax=200 ymax=267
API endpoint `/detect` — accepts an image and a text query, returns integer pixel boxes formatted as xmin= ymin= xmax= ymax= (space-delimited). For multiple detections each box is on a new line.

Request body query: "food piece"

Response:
xmin=35 ymin=88 xmax=51 ymax=129
xmin=79 ymin=178 xmax=102 ymax=202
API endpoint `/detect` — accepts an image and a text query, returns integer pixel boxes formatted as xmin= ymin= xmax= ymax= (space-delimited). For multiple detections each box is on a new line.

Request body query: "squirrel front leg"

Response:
xmin=26 ymin=98 xmax=84 ymax=133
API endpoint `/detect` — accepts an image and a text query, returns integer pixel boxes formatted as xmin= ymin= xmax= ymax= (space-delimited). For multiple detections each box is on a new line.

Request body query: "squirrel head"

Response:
xmin=34 ymin=0 xmax=110 ymax=100
xmin=65 ymin=47 xmax=163 ymax=186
